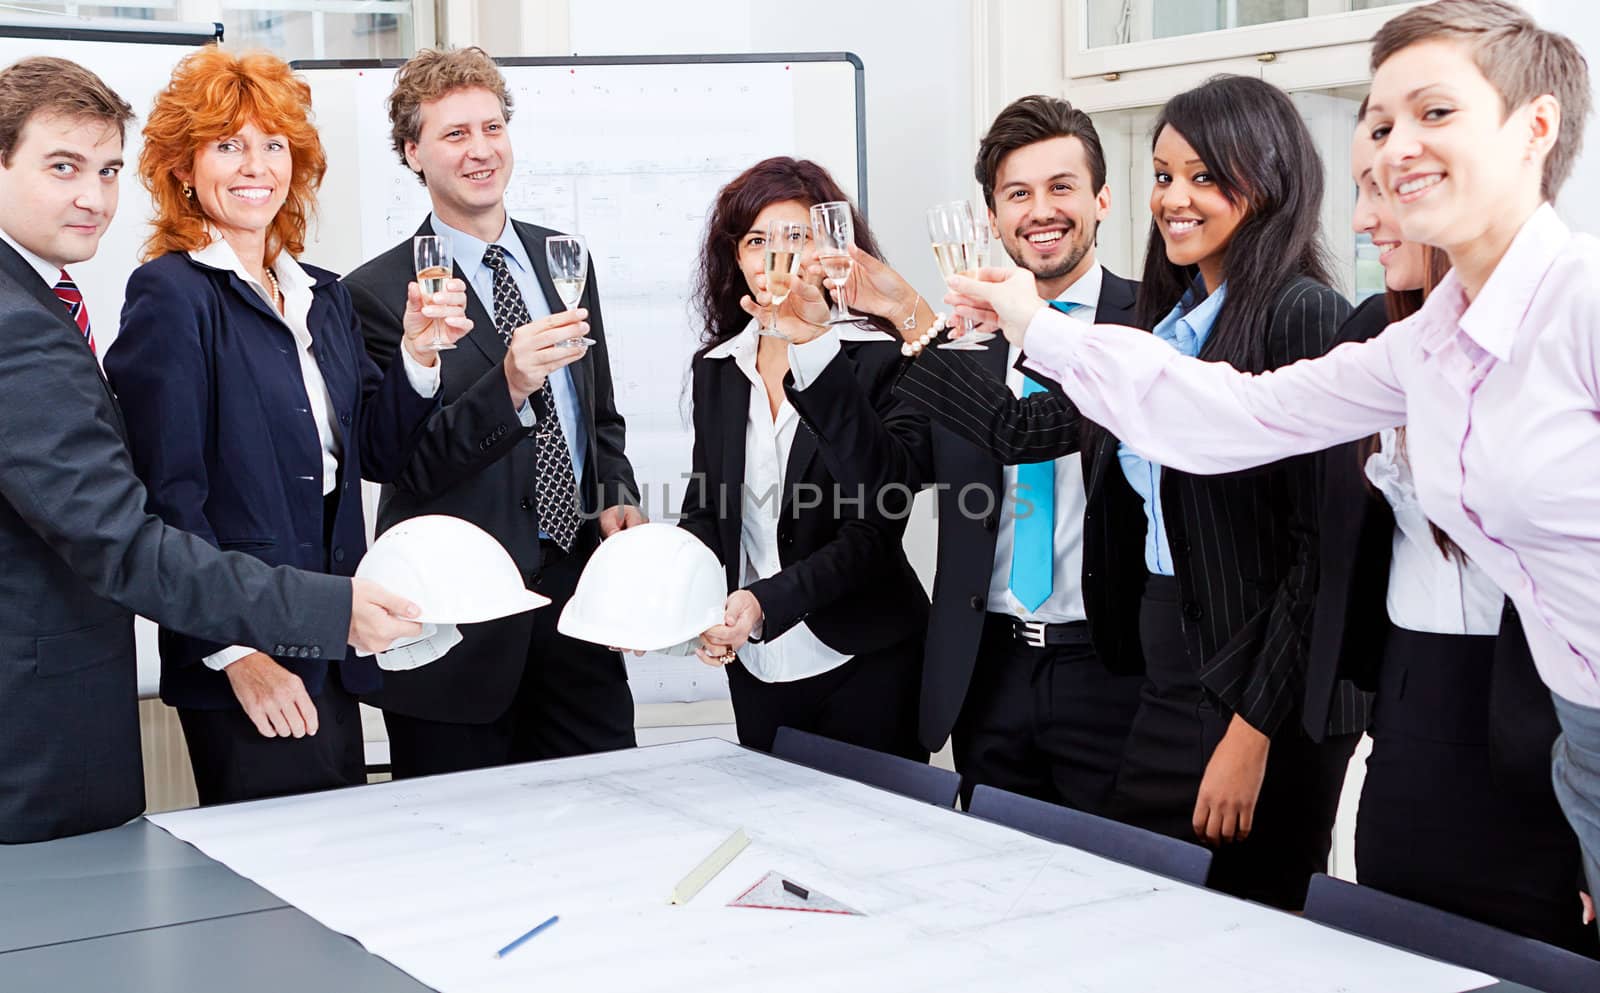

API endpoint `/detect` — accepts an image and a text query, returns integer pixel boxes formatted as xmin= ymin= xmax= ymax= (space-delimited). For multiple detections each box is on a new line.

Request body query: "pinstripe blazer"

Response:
xmin=789 ymin=271 xmax=1138 ymax=751
xmin=898 ymin=276 xmax=1353 ymax=738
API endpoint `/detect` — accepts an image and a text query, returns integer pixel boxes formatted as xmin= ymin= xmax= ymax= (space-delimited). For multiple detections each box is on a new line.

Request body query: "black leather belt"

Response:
xmin=991 ymin=614 xmax=1091 ymax=648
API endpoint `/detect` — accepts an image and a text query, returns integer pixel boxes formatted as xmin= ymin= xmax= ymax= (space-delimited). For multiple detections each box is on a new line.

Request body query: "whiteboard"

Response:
xmin=297 ymin=55 xmax=866 ymax=704
xmin=0 ymin=16 xmax=221 ymax=698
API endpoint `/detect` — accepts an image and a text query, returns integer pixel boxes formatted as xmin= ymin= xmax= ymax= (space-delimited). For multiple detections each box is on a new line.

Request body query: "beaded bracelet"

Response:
xmin=901 ymin=313 xmax=950 ymax=357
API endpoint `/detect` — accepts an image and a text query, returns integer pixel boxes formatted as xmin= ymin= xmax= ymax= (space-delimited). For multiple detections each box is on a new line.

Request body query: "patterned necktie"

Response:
xmin=53 ymin=269 xmax=95 ymax=354
xmin=1009 ymin=299 xmax=1079 ymax=613
xmin=482 ymin=244 xmax=581 ymax=552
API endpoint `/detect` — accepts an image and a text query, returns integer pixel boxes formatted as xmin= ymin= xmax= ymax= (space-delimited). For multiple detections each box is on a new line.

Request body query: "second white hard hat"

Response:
xmin=558 ymin=523 xmax=727 ymax=652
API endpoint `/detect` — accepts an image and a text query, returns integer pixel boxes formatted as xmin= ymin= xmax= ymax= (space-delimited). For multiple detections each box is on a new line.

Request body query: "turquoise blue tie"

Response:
xmin=1009 ymin=299 xmax=1078 ymax=612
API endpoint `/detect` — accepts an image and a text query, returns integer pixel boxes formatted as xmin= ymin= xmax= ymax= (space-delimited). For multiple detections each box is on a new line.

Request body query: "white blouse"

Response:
xmin=1365 ymin=427 xmax=1505 ymax=636
xmin=703 ymin=320 xmax=853 ymax=683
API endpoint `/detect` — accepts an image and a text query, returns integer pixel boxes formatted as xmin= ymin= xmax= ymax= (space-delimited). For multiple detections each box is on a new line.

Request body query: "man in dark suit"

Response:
xmin=790 ymin=96 xmax=1142 ymax=813
xmin=345 ymin=47 xmax=643 ymax=778
xmin=0 ymin=56 xmax=423 ymax=843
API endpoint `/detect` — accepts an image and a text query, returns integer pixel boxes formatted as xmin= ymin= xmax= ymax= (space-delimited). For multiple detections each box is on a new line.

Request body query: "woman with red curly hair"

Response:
xmin=104 ymin=48 xmax=472 ymax=804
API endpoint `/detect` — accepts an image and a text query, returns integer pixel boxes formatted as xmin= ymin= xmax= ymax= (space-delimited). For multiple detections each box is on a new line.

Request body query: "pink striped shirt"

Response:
xmin=1022 ymin=204 xmax=1600 ymax=708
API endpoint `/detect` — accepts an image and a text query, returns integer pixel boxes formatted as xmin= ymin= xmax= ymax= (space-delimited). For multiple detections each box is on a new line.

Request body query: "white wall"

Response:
xmin=1525 ymin=0 xmax=1600 ymax=237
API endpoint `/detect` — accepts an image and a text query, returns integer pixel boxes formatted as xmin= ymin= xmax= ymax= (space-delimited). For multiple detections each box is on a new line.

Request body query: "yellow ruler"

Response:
xmin=669 ymin=827 xmax=750 ymax=905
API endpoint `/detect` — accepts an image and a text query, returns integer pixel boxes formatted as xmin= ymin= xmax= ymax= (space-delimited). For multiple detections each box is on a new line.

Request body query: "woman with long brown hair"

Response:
xmin=676 ymin=157 xmax=928 ymax=758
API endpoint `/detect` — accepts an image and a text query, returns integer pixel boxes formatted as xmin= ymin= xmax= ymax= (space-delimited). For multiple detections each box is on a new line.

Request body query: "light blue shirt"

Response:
xmin=430 ymin=213 xmax=587 ymax=498
xmin=1118 ymin=281 xmax=1226 ymax=576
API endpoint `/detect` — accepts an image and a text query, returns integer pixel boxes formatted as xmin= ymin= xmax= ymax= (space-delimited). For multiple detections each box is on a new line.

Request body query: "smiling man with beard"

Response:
xmin=783 ymin=95 xmax=1142 ymax=814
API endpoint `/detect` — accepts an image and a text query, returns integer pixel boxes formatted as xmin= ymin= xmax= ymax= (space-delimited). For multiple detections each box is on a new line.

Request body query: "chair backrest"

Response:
xmin=967 ymin=784 xmax=1212 ymax=886
xmin=1302 ymin=874 xmax=1600 ymax=993
xmin=770 ymin=727 xmax=960 ymax=807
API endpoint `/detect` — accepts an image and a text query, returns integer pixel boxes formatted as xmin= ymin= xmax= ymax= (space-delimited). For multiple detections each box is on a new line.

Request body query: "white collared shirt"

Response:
xmin=0 ymin=227 xmax=65 ymax=288
xmin=984 ymin=265 xmax=1099 ymax=623
xmin=1365 ymin=428 xmax=1505 ymax=636
xmin=707 ymin=320 xmax=898 ymax=683
xmin=191 ymin=234 xmax=440 ymax=670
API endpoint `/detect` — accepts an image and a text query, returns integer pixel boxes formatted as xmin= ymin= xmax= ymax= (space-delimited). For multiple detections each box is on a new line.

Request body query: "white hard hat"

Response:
xmin=558 ymin=523 xmax=727 ymax=652
xmin=356 ymin=515 xmax=550 ymax=625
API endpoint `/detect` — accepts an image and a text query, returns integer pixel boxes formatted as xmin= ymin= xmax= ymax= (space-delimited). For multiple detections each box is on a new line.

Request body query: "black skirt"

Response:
xmin=1108 ymin=575 xmax=1357 ymax=910
xmin=1357 ymin=626 xmax=1599 ymax=956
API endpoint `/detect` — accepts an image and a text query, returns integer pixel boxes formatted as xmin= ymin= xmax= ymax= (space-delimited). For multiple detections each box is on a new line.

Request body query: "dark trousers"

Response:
xmin=952 ymin=613 xmax=1142 ymax=815
xmin=725 ymin=636 xmax=926 ymax=762
xmin=1358 ymin=628 xmax=1598 ymax=956
xmin=178 ymin=668 xmax=365 ymax=806
xmin=1109 ymin=577 xmax=1358 ymax=910
xmin=383 ymin=540 xmax=636 ymax=780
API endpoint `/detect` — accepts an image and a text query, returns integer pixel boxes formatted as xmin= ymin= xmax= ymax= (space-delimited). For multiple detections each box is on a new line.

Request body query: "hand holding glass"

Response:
xmin=758 ymin=221 xmax=807 ymax=341
xmin=413 ymin=235 xmax=456 ymax=351
xmin=546 ymin=235 xmax=595 ymax=348
xmin=927 ymin=201 xmax=995 ymax=351
xmin=810 ymin=201 xmax=855 ymax=325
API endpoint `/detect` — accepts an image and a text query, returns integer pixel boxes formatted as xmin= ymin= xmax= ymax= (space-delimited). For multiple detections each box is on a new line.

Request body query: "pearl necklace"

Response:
xmin=263 ymin=266 xmax=282 ymax=311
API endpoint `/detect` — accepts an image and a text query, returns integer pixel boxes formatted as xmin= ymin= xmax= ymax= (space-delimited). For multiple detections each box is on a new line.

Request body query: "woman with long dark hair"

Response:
xmin=1317 ymin=118 xmax=1596 ymax=954
xmin=1067 ymin=75 xmax=1358 ymax=910
xmin=675 ymin=157 xmax=928 ymax=759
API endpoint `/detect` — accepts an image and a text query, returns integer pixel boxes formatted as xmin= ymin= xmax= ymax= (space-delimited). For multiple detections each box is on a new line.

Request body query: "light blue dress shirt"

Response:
xmin=1118 ymin=281 xmax=1226 ymax=575
xmin=430 ymin=213 xmax=587 ymax=494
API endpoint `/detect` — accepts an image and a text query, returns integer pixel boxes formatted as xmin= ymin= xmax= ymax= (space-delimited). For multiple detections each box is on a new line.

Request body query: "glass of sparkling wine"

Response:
xmin=810 ymin=201 xmax=855 ymax=325
xmin=927 ymin=201 xmax=995 ymax=351
xmin=759 ymin=220 xmax=807 ymax=341
xmin=413 ymin=235 xmax=455 ymax=351
xmin=545 ymin=234 xmax=595 ymax=348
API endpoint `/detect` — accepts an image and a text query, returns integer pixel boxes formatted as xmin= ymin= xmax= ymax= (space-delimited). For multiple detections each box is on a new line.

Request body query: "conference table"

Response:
xmin=0 ymin=740 xmax=1546 ymax=993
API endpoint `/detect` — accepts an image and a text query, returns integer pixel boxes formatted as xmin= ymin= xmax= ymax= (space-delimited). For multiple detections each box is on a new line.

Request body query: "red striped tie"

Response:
xmin=53 ymin=269 xmax=94 ymax=354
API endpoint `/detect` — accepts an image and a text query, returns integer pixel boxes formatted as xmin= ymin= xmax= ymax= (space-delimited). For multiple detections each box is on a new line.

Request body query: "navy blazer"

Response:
xmin=105 ymin=252 xmax=437 ymax=709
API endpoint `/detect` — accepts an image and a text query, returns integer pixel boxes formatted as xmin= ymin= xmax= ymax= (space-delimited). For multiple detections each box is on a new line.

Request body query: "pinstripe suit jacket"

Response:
xmin=898 ymin=276 xmax=1355 ymax=738
xmin=788 ymin=271 xmax=1137 ymax=751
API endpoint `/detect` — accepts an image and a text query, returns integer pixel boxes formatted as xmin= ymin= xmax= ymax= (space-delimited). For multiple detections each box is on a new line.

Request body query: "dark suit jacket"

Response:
xmin=1304 ymin=294 xmax=1390 ymax=738
xmin=344 ymin=218 xmax=639 ymax=722
xmin=680 ymin=335 xmax=929 ymax=656
xmin=792 ymin=271 xmax=1139 ymax=751
xmin=0 ymin=241 xmax=350 ymax=843
xmin=1307 ymin=293 xmax=1559 ymax=771
xmin=898 ymin=276 xmax=1348 ymax=739
xmin=105 ymin=252 xmax=438 ymax=710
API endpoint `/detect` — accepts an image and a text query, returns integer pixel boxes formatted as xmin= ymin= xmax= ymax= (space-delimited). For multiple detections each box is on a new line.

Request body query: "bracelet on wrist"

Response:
xmin=900 ymin=312 xmax=950 ymax=357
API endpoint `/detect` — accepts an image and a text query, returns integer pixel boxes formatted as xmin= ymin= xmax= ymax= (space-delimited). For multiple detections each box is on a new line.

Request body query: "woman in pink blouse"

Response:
xmin=947 ymin=0 xmax=1600 ymax=933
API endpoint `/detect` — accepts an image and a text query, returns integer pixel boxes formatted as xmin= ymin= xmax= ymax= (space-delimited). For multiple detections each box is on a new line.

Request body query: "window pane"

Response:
xmin=14 ymin=3 xmax=413 ymax=59
xmin=1089 ymin=0 xmax=1395 ymax=48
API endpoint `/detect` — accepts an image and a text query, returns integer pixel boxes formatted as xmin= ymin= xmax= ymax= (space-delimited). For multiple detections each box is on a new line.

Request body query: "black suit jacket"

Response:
xmin=680 ymin=335 xmax=929 ymax=655
xmin=899 ymin=276 xmax=1348 ymax=739
xmin=793 ymin=271 xmax=1139 ymax=751
xmin=106 ymin=252 xmax=437 ymax=710
xmin=1307 ymin=294 xmax=1559 ymax=769
xmin=0 ymin=242 xmax=350 ymax=842
xmin=1304 ymin=294 xmax=1390 ymax=738
xmin=344 ymin=218 xmax=639 ymax=722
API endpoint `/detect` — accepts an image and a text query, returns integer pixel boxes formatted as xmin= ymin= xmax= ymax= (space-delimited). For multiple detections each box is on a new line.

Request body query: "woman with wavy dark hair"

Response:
xmin=675 ymin=157 xmax=929 ymax=758
xmin=104 ymin=48 xmax=469 ymax=804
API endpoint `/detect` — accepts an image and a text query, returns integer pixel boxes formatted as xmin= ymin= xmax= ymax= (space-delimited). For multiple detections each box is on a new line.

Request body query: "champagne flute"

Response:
xmin=926 ymin=201 xmax=996 ymax=351
xmin=545 ymin=234 xmax=595 ymax=348
xmin=758 ymin=220 xmax=807 ymax=341
xmin=413 ymin=235 xmax=456 ymax=351
xmin=810 ymin=201 xmax=855 ymax=325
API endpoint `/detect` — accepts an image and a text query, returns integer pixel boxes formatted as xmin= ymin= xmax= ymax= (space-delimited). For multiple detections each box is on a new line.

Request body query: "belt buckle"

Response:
xmin=1017 ymin=619 xmax=1047 ymax=648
